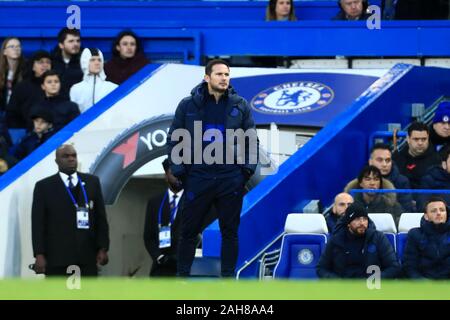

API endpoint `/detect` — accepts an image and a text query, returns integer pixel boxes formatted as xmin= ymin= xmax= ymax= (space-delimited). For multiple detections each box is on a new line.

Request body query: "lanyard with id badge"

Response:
xmin=158 ymin=192 xmax=179 ymax=249
xmin=66 ymin=180 xmax=90 ymax=230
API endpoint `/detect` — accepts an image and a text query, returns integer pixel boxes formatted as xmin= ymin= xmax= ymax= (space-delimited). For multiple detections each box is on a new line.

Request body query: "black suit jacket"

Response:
xmin=32 ymin=172 xmax=109 ymax=267
xmin=143 ymin=191 xmax=182 ymax=275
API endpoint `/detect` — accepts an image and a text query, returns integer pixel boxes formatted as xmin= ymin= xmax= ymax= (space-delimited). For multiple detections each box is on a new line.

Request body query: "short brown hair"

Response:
xmin=424 ymin=196 xmax=448 ymax=213
xmin=57 ymin=27 xmax=81 ymax=44
xmin=205 ymin=59 xmax=229 ymax=76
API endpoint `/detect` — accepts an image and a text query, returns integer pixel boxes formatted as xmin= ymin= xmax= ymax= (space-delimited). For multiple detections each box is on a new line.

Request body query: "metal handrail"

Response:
xmin=236 ymin=231 xmax=285 ymax=280
xmin=258 ymin=249 xmax=281 ymax=279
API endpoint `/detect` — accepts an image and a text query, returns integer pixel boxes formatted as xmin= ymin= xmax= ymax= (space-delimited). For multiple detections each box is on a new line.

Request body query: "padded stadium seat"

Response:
xmin=396 ymin=213 xmax=423 ymax=261
xmin=8 ymin=128 xmax=27 ymax=155
xmin=368 ymin=213 xmax=397 ymax=252
xmin=8 ymin=128 xmax=26 ymax=145
xmin=273 ymin=213 xmax=328 ymax=279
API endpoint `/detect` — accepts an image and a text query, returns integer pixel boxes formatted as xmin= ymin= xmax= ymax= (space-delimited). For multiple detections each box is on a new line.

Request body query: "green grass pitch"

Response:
xmin=0 ymin=279 xmax=449 ymax=300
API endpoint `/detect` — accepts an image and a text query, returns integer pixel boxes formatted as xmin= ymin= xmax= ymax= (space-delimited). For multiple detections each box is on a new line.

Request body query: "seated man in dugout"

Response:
xmin=324 ymin=192 xmax=354 ymax=233
xmin=316 ymin=202 xmax=400 ymax=279
xmin=402 ymin=196 xmax=450 ymax=280
xmin=344 ymin=165 xmax=403 ymax=225
xmin=428 ymin=101 xmax=450 ymax=151
xmin=369 ymin=143 xmax=415 ymax=212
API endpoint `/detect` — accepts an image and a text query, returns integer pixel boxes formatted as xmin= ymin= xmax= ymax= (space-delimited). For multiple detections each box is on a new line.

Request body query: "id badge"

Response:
xmin=159 ymin=226 xmax=171 ymax=248
xmin=77 ymin=207 xmax=90 ymax=229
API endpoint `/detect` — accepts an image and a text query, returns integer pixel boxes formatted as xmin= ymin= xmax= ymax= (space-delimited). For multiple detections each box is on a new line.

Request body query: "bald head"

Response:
xmin=55 ymin=144 xmax=78 ymax=174
xmin=332 ymin=192 xmax=354 ymax=217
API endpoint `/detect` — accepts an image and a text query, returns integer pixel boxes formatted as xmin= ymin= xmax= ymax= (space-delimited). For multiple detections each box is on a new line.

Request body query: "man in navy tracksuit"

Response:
xmin=402 ymin=197 xmax=450 ymax=279
xmin=167 ymin=59 xmax=258 ymax=277
xmin=317 ymin=202 xmax=400 ymax=279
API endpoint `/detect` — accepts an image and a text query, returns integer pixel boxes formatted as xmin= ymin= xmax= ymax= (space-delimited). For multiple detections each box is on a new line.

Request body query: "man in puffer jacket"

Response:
xmin=369 ymin=143 xmax=415 ymax=212
xmin=69 ymin=48 xmax=117 ymax=113
xmin=402 ymin=197 xmax=450 ymax=279
xmin=167 ymin=59 xmax=258 ymax=277
xmin=344 ymin=165 xmax=403 ymax=225
xmin=317 ymin=202 xmax=400 ymax=279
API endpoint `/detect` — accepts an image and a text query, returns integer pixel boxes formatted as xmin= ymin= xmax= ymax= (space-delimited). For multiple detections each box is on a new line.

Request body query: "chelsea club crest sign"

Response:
xmin=251 ymin=81 xmax=334 ymax=115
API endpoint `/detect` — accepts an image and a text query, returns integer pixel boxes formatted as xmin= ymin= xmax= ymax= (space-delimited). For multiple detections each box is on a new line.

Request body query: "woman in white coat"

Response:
xmin=70 ymin=48 xmax=117 ymax=113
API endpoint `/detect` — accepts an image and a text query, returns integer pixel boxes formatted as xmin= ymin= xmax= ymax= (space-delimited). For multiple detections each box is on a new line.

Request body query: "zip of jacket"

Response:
xmin=92 ymin=74 xmax=96 ymax=106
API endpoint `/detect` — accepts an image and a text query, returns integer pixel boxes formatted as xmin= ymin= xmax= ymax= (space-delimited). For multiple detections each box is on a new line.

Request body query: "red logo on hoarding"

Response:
xmin=112 ymin=132 xmax=139 ymax=169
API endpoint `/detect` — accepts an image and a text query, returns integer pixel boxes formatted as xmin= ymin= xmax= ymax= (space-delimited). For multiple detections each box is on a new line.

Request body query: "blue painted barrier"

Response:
xmin=0 ymin=1 xmax=342 ymax=23
xmin=2 ymin=21 xmax=450 ymax=62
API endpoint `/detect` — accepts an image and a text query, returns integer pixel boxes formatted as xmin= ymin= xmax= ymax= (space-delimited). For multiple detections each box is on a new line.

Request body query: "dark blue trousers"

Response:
xmin=177 ymin=173 xmax=244 ymax=277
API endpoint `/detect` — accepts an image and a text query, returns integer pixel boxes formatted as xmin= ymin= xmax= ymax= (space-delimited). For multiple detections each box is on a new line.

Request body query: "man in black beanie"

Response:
xmin=316 ymin=202 xmax=400 ymax=279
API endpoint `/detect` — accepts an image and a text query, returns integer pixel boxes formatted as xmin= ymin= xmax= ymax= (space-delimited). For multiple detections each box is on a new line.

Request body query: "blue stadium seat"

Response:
xmin=396 ymin=213 xmax=423 ymax=262
xmin=273 ymin=213 xmax=328 ymax=279
xmin=368 ymin=213 xmax=397 ymax=252
xmin=8 ymin=129 xmax=26 ymax=146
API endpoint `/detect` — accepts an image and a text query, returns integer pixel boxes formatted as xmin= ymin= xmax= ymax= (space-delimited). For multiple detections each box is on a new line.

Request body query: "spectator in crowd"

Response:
xmin=104 ymin=30 xmax=150 ymax=85
xmin=333 ymin=0 xmax=371 ymax=20
xmin=51 ymin=28 xmax=83 ymax=97
xmin=0 ymin=37 xmax=26 ymax=112
xmin=70 ymin=48 xmax=118 ymax=113
xmin=393 ymin=121 xmax=441 ymax=190
xmin=14 ymin=108 xmax=54 ymax=160
xmin=418 ymin=145 xmax=450 ymax=211
xmin=167 ymin=59 xmax=257 ymax=277
xmin=381 ymin=0 xmax=397 ymax=20
xmin=344 ymin=165 xmax=403 ymax=225
xmin=402 ymin=196 xmax=450 ymax=279
xmin=317 ymin=202 xmax=401 ymax=278
xmin=0 ymin=135 xmax=17 ymax=176
xmin=0 ymin=157 xmax=8 ymax=176
xmin=6 ymin=50 xmax=51 ymax=129
xmin=429 ymin=101 xmax=450 ymax=151
xmin=30 ymin=70 xmax=79 ymax=132
xmin=144 ymin=159 xmax=185 ymax=277
xmin=0 ymin=107 xmax=12 ymax=148
xmin=265 ymin=0 xmax=297 ymax=21
xmin=32 ymin=144 xmax=109 ymax=276
xmin=395 ymin=0 xmax=449 ymax=20
xmin=369 ymin=143 xmax=415 ymax=212
xmin=324 ymin=192 xmax=354 ymax=233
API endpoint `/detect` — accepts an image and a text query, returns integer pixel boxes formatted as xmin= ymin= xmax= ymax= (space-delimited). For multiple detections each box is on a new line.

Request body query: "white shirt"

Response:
xmin=6 ymin=69 xmax=14 ymax=104
xmin=59 ymin=172 xmax=79 ymax=188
